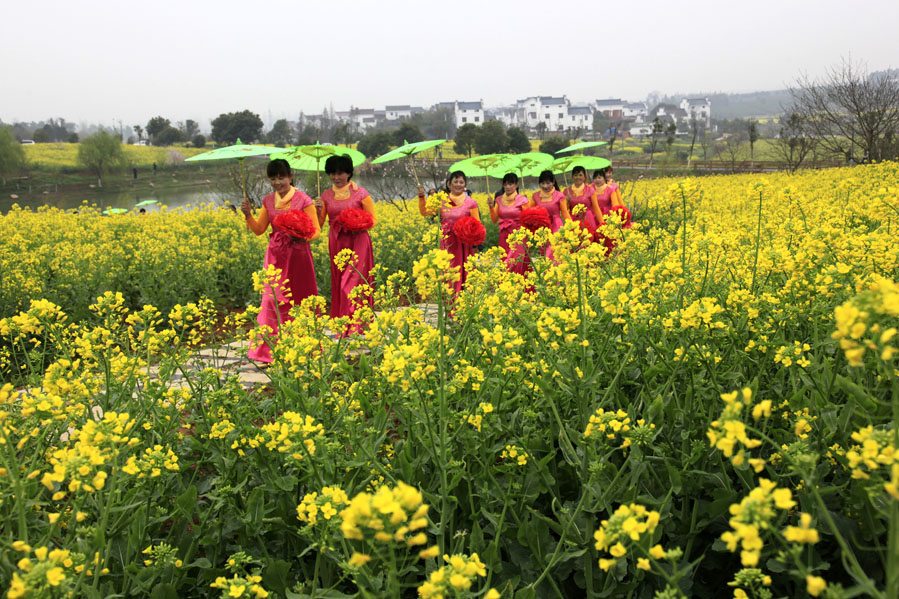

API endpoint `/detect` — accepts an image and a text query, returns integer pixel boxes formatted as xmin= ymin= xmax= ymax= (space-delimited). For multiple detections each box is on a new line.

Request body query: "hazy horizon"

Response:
xmin=2 ymin=0 xmax=896 ymax=131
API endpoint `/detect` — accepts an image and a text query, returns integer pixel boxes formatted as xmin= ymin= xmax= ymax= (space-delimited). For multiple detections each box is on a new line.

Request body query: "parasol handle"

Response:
xmin=408 ymin=156 xmax=422 ymax=188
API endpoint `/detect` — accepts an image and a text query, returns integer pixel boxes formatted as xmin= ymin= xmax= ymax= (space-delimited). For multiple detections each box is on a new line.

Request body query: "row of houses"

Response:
xmin=301 ymin=96 xmax=712 ymax=137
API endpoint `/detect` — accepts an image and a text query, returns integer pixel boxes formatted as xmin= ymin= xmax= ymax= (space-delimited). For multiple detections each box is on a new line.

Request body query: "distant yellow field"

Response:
xmin=23 ymin=143 xmax=211 ymax=169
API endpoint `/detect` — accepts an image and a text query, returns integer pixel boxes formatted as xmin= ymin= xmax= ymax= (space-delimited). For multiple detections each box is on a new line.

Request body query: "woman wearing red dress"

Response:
xmin=418 ymin=170 xmax=480 ymax=295
xmin=241 ymin=159 xmax=320 ymax=363
xmin=316 ymin=154 xmax=376 ymax=323
xmin=527 ymin=170 xmax=571 ymax=259
xmin=488 ymin=173 xmax=530 ymax=275
xmin=563 ymin=166 xmax=602 ymax=229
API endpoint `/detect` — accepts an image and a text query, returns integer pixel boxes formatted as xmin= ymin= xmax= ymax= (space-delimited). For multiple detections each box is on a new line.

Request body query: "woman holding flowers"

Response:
xmin=316 ymin=154 xmax=377 ymax=322
xmin=564 ymin=166 xmax=602 ymax=229
xmin=488 ymin=173 xmax=530 ymax=275
xmin=241 ymin=158 xmax=320 ymax=363
xmin=527 ymin=170 xmax=570 ymax=258
xmin=418 ymin=171 xmax=482 ymax=295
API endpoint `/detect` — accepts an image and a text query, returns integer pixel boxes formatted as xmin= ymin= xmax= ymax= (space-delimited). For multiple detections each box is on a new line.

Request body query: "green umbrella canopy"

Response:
xmin=551 ymin=155 xmax=611 ymax=174
xmin=486 ymin=152 xmax=554 ymax=178
xmin=184 ymin=139 xmax=278 ymax=161
xmin=370 ymin=139 xmax=446 ymax=164
xmin=135 ymin=199 xmax=158 ymax=207
xmin=555 ymin=140 xmax=608 ymax=155
xmin=449 ymin=154 xmax=518 ymax=178
xmin=102 ymin=208 xmax=128 ymax=215
xmin=270 ymin=145 xmax=367 ymax=172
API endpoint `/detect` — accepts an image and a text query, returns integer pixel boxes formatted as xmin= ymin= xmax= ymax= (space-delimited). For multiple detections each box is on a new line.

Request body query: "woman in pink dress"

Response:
xmin=316 ymin=155 xmax=376 ymax=324
xmin=241 ymin=159 xmax=320 ymax=363
xmin=418 ymin=170 xmax=480 ymax=295
xmin=563 ymin=166 xmax=602 ymax=229
xmin=527 ymin=170 xmax=571 ymax=259
xmin=488 ymin=173 xmax=530 ymax=275
xmin=604 ymin=166 xmax=623 ymax=207
xmin=593 ymin=169 xmax=625 ymax=216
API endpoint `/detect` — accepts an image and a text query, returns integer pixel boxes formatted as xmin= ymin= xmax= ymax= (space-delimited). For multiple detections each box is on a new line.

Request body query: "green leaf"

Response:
xmin=273 ymin=475 xmax=298 ymax=492
xmin=150 ymin=583 xmax=178 ymax=599
xmin=246 ymin=487 xmax=265 ymax=528
xmin=262 ymin=559 xmax=291 ymax=596
xmin=176 ymin=485 xmax=197 ymax=518
xmin=515 ymin=586 xmax=536 ymax=599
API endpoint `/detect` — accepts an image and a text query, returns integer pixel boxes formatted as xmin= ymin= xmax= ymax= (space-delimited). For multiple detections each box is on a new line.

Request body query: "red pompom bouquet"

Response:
xmin=272 ymin=210 xmax=317 ymax=240
xmin=520 ymin=206 xmax=551 ymax=232
xmin=453 ymin=216 xmax=486 ymax=246
xmin=336 ymin=208 xmax=374 ymax=233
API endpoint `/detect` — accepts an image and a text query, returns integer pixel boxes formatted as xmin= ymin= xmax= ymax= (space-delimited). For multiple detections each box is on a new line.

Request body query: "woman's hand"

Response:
xmin=488 ymin=196 xmax=496 ymax=208
xmin=314 ymin=196 xmax=323 ymax=210
xmin=240 ymin=198 xmax=252 ymax=217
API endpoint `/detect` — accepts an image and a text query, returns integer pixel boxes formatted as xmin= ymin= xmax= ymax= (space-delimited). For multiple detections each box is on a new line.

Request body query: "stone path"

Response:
xmin=150 ymin=303 xmax=441 ymax=389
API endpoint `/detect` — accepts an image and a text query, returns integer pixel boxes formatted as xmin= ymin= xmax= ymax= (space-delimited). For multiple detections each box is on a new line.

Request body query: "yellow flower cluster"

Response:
xmin=142 ymin=543 xmax=183 ymax=567
xmin=121 ymin=444 xmax=180 ymax=478
xmin=417 ymin=553 xmax=492 ymax=599
xmin=707 ymin=388 xmax=767 ymax=471
xmin=832 ymin=275 xmax=899 ymax=367
xmin=296 ymin=486 xmax=350 ymax=525
xmin=500 ymin=444 xmax=529 ymax=466
xmin=8 ymin=543 xmax=107 ymax=599
xmin=720 ymin=478 xmax=796 ymax=566
xmin=334 ymin=248 xmax=358 ymax=272
xmin=843 ymin=425 xmax=899 ymax=500
xmin=339 ymin=481 xmax=433 ymax=555
xmin=593 ymin=503 xmax=663 ymax=572
xmin=242 ymin=412 xmax=324 ymax=462
xmin=412 ymin=249 xmax=459 ymax=300
xmin=41 ymin=412 xmax=138 ymax=494
xmin=584 ymin=408 xmax=631 ymax=447
xmin=210 ymin=574 xmax=269 ymax=599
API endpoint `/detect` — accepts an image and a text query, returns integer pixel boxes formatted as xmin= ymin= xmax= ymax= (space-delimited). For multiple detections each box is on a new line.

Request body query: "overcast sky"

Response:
xmin=2 ymin=0 xmax=897 ymax=130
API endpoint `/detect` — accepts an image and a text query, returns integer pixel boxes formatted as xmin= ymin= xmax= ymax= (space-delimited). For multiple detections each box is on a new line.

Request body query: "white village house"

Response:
xmin=680 ymin=98 xmax=711 ymax=127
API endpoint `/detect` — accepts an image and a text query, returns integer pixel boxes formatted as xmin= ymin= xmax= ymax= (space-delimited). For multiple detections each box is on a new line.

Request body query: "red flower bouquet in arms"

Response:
xmin=453 ymin=216 xmax=486 ymax=246
xmin=273 ymin=209 xmax=317 ymax=240
xmin=520 ymin=206 xmax=551 ymax=232
xmin=336 ymin=208 xmax=374 ymax=233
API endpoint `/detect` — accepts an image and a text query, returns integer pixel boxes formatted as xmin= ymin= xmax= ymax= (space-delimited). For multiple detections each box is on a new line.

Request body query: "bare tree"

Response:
xmin=748 ymin=120 xmax=759 ymax=168
xmin=771 ymin=113 xmax=818 ymax=171
xmin=789 ymin=59 xmax=899 ymax=162
xmin=647 ymin=117 xmax=664 ymax=169
xmin=715 ymin=133 xmax=746 ymax=172
xmin=687 ymin=117 xmax=702 ymax=168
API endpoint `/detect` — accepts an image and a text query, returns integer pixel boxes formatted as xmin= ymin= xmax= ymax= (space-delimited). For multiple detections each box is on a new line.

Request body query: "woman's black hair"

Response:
xmin=502 ymin=172 xmax=519 ymax=185
xmin=593 ymin=169 xmax=606 ymax=181
xmin=324 ymin=154 xmax=354 ymax=179
xmin=572 ymin=165 xmax=587 ymax=177
xmin=538 ymin=170 xmax=560 ymax=191
xmin=604 ymin=165 xmax=614 ymax=174
xmin=266 ymin=158 xmax=292 ymax=179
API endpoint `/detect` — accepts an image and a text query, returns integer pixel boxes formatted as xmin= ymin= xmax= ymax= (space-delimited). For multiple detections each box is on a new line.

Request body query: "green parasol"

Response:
xmin=135 ymin=199 xmax=158 ymax=207
xmin=270 ymin=144 xmax=367 ymax=196
xmin=551 ymin=155 xmax=611 ymax=174
xmin=185 ymin=139 xmax=278 ymax=201
xmin=555 ymin=140 xmax=608 ymax=154
xmin=449 ymin=153 xmax=518 ymax=195
xmin=486 ymin=152 xmax=554 ymax=179
xmin=102 ymin=208 xmax=128 ymax=215
xmin=370 ymin=139 xmax=446 ymax=187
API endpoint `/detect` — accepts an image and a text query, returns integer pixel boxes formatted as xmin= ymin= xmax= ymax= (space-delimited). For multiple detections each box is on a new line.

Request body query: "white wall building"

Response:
xmin=455 ymin=101 xmax=484 ymax=126
xmin=624 ymin=102 xmax=648 ymax=121
xmin=385 ymin=105 xmax=413 ymax=121
xmin=567 ymin=105 xmax=593 ymax=132
xmin=680 ymin=98 xmax=711 ymax=127
xmin=594 ymin=99 xmax=626 ymax=119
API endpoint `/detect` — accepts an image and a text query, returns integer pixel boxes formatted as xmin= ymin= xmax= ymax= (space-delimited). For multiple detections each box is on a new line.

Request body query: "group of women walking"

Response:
xmin=241 ymin=158 xmax=625 ymax=363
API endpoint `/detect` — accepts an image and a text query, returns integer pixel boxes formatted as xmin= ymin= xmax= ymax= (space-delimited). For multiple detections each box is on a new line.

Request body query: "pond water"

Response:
xmin=1 ymin=173 xmax=515 ymax=214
